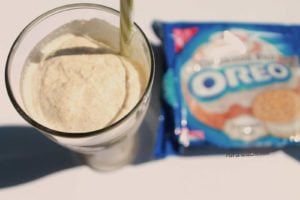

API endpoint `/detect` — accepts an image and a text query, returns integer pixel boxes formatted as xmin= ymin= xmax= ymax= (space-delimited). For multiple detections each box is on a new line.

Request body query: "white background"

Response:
xmin=1 ymin=0 xmax=300 ymax=199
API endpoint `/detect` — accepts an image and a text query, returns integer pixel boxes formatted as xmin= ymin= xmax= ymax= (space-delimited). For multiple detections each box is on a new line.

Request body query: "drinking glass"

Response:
xmin=5 ymin=3 xmax=154 ymax=171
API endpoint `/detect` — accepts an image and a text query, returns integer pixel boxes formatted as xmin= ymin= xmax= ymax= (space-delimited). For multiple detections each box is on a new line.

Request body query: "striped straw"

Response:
xmin=120 ymin=0 xmax=134 ymax=56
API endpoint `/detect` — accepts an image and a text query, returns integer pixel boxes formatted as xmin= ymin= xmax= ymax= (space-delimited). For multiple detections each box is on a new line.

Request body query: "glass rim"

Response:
xmin=5 ymin=3 xmax=155 ymax=138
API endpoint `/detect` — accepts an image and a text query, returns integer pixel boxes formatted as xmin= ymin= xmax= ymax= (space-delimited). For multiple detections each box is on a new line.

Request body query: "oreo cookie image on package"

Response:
xmin=153 ymin=22 xmax=300 ymax=156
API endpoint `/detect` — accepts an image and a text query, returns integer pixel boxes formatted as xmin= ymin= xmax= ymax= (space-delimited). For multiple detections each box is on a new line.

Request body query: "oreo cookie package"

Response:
xmin=154 ymin=22 xmax=300 ymax=156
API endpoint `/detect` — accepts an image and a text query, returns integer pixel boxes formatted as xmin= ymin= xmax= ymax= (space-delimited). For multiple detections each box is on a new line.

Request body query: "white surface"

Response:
xmin=1 ymin=0 xmax=300 ymax=199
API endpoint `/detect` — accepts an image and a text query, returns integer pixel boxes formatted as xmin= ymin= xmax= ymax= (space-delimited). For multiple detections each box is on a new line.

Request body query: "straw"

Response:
xmin=120 ymin=0 xmax=134 ymax=56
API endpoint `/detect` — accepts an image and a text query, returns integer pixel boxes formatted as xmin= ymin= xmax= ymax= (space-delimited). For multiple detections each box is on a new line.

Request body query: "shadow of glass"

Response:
xmin=0 ymin=126 xmax=82 ymax=189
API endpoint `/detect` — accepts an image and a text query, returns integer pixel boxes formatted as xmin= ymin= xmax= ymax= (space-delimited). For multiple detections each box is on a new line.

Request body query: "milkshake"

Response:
xmin=6 ymin=4 xmax=154 ymax=170
xmin=21 ymin=30 xmax=147 ymax=133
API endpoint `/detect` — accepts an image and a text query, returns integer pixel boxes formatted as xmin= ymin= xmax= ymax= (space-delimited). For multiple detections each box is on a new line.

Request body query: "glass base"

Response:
xmin=82 ymin=134 xmax=137 ymax=171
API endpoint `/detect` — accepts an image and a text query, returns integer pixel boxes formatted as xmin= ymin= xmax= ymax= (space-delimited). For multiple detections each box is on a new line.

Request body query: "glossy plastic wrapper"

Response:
xmin=153 ymin=22 xmax=300 ymax=157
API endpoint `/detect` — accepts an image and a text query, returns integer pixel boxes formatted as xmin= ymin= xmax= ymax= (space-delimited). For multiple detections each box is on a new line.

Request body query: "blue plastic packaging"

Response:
xmin=154 ymin=22 xmax=300 ymax=156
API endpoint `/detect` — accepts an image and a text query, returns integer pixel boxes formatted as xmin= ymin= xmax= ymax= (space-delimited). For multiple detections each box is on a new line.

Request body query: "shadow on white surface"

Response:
xmin=0 ymin=126 xmax=81 ymax=189
xmin=283 ymin=146 xmax=300 ymax=162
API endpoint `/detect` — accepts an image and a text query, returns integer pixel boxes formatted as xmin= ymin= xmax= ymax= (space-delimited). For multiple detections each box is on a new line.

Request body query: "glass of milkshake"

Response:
xmin=5 ymin=3 xmax=154 ymax=171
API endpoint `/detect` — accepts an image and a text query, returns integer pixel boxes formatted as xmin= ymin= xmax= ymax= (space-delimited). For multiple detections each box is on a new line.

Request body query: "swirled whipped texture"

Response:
xmin=21 ymin=20 xmax=147 ymax=133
